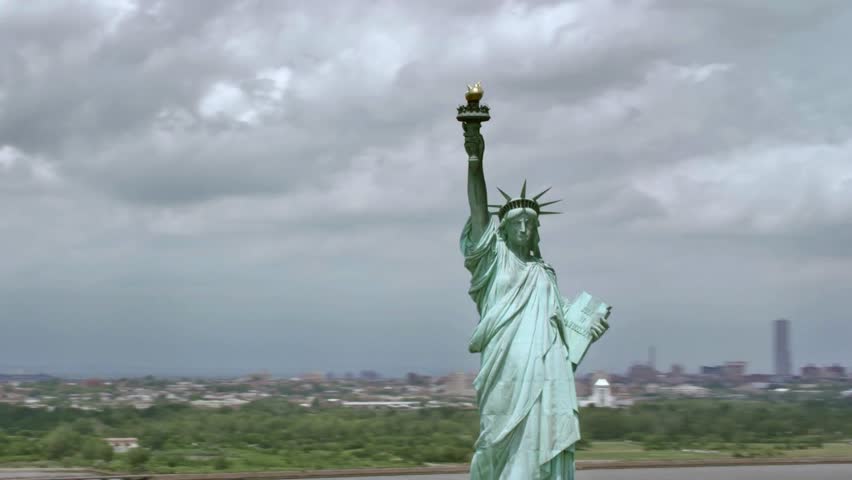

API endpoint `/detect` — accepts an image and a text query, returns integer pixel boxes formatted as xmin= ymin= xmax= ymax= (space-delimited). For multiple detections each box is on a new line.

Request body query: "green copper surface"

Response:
xmin=458 ymin=85 xmax=611 ymax=480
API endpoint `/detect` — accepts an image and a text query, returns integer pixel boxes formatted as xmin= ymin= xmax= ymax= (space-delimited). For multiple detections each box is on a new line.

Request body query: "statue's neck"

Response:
xmin=507 ymin=243 xmax=534 ymax=262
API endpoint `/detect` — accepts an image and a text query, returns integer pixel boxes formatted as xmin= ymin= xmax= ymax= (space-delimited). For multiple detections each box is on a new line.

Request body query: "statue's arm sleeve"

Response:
xmin=460 ymin=215 xmax=499 ymax=276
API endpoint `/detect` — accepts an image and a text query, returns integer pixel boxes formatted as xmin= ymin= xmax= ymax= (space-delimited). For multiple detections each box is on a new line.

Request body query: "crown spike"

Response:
xmin=493 ymin=184 xmax=562 ymax=220
xmin=496 ymin=187 xmax=512 ymax=201
xmin=532 ymin=186 xmax=552 ymax=201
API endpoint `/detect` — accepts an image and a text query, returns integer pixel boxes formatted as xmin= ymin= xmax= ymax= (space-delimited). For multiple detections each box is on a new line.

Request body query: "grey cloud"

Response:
xmin=0 ymin=0 xmax=734 ymax=205
xmin=1 ymin=1 xmax=851 ymax=377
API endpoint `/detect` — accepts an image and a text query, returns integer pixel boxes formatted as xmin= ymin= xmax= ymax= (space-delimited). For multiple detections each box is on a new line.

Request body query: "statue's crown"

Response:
xmin=489 ymin=180 xmax=562 ymax=220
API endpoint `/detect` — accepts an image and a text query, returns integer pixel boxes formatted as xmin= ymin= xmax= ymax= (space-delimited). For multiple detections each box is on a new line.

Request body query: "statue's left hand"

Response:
xmin=591 ymin=307 xmax=611 ymax=341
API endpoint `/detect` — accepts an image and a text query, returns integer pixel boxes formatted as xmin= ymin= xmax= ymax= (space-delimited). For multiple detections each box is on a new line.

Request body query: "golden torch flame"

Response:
xmin=465 ymin=81 xmax=483 ymax=102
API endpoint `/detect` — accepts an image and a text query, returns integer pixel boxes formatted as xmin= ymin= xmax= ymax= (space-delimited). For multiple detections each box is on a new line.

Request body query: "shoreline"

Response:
xmin=4 ymin=457 xmax=852 ymax=479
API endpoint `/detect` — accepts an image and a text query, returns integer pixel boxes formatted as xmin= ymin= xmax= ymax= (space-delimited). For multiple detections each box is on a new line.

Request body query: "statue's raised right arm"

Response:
xmin=465 ymin=122 xmax=489 ymax=243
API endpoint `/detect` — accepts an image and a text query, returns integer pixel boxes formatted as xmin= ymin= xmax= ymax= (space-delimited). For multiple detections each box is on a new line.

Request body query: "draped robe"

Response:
xmin=461 ymin=215 xmax=580 ymax=480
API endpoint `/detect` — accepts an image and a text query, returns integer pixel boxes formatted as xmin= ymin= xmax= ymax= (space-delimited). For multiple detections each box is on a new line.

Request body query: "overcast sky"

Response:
xmin=1 ymin=0 xmax=851 ymax=378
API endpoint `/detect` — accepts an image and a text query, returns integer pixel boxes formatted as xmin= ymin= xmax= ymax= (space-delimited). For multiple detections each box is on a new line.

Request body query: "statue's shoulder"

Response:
xmin=538 ymin=259 xmax=557 ymax=275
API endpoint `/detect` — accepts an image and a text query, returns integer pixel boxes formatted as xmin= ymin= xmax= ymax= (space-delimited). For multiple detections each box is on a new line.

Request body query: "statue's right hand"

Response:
xmin=464 ymin=138 xmax=480 ymax=159
xmin=463 ymin=123 xmax=484 ymax=160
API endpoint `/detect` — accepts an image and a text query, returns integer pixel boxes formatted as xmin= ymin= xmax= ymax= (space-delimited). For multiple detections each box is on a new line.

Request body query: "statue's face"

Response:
xmin=503 ymin=210 xmax=537 ymax=251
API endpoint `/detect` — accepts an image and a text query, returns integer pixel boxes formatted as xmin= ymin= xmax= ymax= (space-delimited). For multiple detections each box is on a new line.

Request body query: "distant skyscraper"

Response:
xmin=648 ymin=346 xmax=656 ymax=371
xmin=773 ymin=319 xmax=792 ymax=380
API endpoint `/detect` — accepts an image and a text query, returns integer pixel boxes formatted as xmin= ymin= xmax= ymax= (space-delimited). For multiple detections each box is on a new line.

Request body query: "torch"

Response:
xmin=457 ymin=82 xmax=490 ymax=162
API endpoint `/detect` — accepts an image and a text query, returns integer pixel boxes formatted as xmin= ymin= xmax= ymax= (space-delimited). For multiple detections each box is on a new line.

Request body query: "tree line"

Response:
xmin=0 ymin=396 xmax=849 ymax=472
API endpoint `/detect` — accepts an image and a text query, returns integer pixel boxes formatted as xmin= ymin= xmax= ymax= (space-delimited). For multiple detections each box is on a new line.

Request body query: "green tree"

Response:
xmin=126 ymin=447 xmax=151 ymax=470
xmin=72 ymin=418 xmax=96 ymax=435
xmin=41 ymin=425 xmax=81 ymax=460
xmin=213 ymin=455 xmax=230 ymax=470
xmin=80 ymin=438 xmax=113 ymax=462
xmin=160 ymin=452 xmax=186 ymax=468
xmin=140 ymin=427 xmax=169 ymax=450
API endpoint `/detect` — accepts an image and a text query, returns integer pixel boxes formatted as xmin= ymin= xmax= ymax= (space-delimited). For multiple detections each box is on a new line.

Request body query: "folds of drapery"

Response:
xmin=460 ymin=216 xmax=581 ymax=479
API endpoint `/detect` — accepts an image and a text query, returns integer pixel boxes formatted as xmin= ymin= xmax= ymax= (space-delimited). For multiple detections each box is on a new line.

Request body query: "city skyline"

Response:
xmin=2 ymin=316 xmax=847 ymax=381
xmin=3 ymin=302 xmax=850 ymax=379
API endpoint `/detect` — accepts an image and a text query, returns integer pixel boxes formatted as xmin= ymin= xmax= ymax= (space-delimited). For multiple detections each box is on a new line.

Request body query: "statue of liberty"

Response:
xmin=458 ymin=83 xmax=611 ymax=479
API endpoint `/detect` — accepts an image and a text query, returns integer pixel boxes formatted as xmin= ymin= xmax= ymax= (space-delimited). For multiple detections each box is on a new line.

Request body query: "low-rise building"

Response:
xmin=105 ymin=437 xmax=139 ymax=453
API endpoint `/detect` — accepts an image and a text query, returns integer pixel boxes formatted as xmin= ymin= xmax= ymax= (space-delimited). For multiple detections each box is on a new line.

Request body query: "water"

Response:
xmin=0 ymin=471 xmax=97 ymax=479
xmin=302 ymin=464 xmax=852 ymax=479
xmin=579 ymin=464 xmax=852 ymax=480
xmin=3 ymin=464 xmax=852 ymax=480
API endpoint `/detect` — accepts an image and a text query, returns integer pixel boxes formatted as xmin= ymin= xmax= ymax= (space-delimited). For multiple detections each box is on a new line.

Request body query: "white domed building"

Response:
xmin=579 ymin=378 xmax=617 ymax=408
